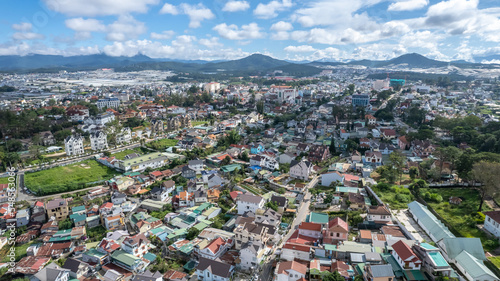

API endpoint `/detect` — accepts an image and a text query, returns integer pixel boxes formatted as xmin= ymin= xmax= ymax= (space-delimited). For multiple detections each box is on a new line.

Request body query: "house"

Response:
xmin=121 ymin=233 xmax=150 ymax=258
xmin=62 ymin=258 xmax=93 ymax=279
xmin=281 ymin=242 xmax=311 ymax=261
xmin=279 ymin=153 xmax=296 ymax=164
xmin=111 ymin=192 xmax=127 ymax=205
xmin=365 ymin=114 xmax=377 ymax=125
xmin=104 ymin=214 xmax=124 ymax=231
xmin=363 ymin=264 xmax=395 ymax=281
xmin=391 ymin=240 xmax=421 ymax=270
xmin=46 ymin=199 xmax=69 ymax=221
xmin=207 ymin=189 xmax=221 ymax=203
xmin=131 ymin=270 xmax=163 ymax=281
xmin=270 ymin=195 xmax=288 ymax=213
xmin=198 ymin=236 xmax=233 ymax=259
xmin=16 ymin=208 xmax=30 ymax=227
xmin=398 ymin=136 xmax=409 ymax=150
xmin=250 ymin=143 xmax=265 ymax=154
xmin=37 ymin=131 xmax=56 ymax=146
xmin=380 ymin=129 xmax=396 ymax=140
xmin=290 ymin=160 xmax=314 ymax=180
xmin=150 ymin=186 xmax=170 ymax=202
xmin=483 ymin=211 xmax=500 ymax=238
xmin=196 ymin=257 xmax=234 ymax=281
xmin=207 ymin=174 xmax=223 ymax=188
xmin=454 ymin=250 xmax=498 ymax=281
xmin=31 ymin=201 xmax=46 ymax=223
xmin=364 ymin=151 xmax=382 ymax=166
xmin=308 ymin=145 xmax=330 ymax=163
xmin=367 ymin=205 xmax=392 ymax=224
xmin=298 ymin=222 xmax=322 ymax=239
xmin=90 ymin=131 xmax=108 ymax=151
xmin=188 ymin=160 xmax=204 ymax=173
xmin=117 ymin=152 xmax=168 ymax=173
xmin=234 ymin=221 xmax=269 ymax=250
xmin=323 ymin=217 xmax=348 ymax=244
xmin=110 ymin=250 xmax=145 ymax=273
xmin=321 ymin=171 xmax=344 ymax=187
xmin=32 ymin=262 xmax=71 ymax=281
xmin=275 ymin=260 xmax=307 ymax=281
xmin=237 ymin=193 xmax=265 ymax=215
xmin=239 ymin=240 xmax=266 ymax=271
xmin=182 ymin=166 xmax=196 ymax=179
xmin=64 ymin=134 xmax=84 ymax=156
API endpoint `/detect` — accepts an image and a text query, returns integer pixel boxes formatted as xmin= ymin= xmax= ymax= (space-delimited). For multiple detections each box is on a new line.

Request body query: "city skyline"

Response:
xmin=1 ymin=0 xmax=500 ymax=62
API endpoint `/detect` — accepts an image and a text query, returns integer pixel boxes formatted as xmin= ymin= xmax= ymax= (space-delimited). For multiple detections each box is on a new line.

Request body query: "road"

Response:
xmin=17 ymin=184 xmax=110 ymax=202
xmin=258 ymin=175 xmax=318 ymax=281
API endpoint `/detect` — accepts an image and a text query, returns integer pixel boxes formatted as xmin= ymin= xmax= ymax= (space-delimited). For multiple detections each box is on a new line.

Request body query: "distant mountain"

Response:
xmin=0 ymin=54 xmax=154 ymax=71
xmin=473 ymin=55 xmax=500 ymax=63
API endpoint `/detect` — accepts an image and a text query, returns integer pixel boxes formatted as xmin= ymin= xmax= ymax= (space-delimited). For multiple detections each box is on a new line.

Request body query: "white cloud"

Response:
xmin=254 ymin=0 xmax=293 ymax=19
xmin=388 ymin=0 xmax=428 ymax=11
xmin=65 ymin=18 xmax=106 ymax=39
xmin=284 ymin=45 xmax=316 ymax=52
xmin=160 ymin=3 xmax=215 ymax=28
xmin=12 ymin=32 xmax=45 ymax=40
xmin=222 ymin=1 xmax=250 ymax=12
xmin=213 ymin=23 xmax=264 ymax=40
xmin=106 ymin=15 xmax=146 ymax=41
xmin=199 ymin=37 xmax=223 ymax=48
xmin=150 ymin=30 xmax=175 ymax=40
xmin=12 ymin=22 xmax=32 ymax=32
xmin=270 ymin=21 xmax=293 ymax=31
xmin=159 ymin=3 xmax=179 ymax=15
xmin=42 ymin=0 xmax=160 ymax=16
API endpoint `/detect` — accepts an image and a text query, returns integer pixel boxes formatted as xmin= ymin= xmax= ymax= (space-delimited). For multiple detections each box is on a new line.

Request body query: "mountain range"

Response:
xmin=0 ymin=53 xmax=498 ymax=75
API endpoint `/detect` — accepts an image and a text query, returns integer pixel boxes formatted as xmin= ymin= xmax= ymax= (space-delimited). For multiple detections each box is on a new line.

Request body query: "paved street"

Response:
xmin=258 ymin=175 xmax=318 ymax=281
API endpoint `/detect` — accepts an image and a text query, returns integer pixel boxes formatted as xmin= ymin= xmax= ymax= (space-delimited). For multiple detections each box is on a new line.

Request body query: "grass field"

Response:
xmin=371 ymin=184 xmax=414 ymax=210
xmin=146 ymin=138 xmax=179 ymax=151
xmin=0 ymin=241 xmax=34 ymax=262
xmin=192 ymin=120 xmax=209 ymax=127
xmin=421 ymin=187 xmax=497 ymax=251
xmin=25 ymin=160 xmax=118 ymax=195
xmin=489 ymin=256 xmax=500 ymax=268
xmin=0 ymin=177 xmax=9 ymax=184
xmin=111 ymin=148 xmax=142 ymax=160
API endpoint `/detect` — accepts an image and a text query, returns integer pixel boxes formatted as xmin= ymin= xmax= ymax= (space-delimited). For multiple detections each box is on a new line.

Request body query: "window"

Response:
xmin=337 ymin=233 xmax=340 ymax=237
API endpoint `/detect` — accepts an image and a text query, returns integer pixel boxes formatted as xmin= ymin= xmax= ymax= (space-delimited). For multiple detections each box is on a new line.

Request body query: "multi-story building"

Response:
xmin=96 ymin=98 xmax=120 ymax=109
xmin=46 ymin=199 xmax=69 ymax=221
xmin=352 ymin=94 xmax=370 ymax=107
xmin=64 ymin=134 xmax=84 ymax=156
xmin=116 ymin=153 xmax=168 ymax=173
xmin=483 ymin=211 xmax=500 ymax=238
xmin=90 ymin=131 xmax=108 ymax=151
xmin=116 ymin=127 xmax=132 ymax=144
xmin=121 ymin=233 xmax=150 ymax=258
xmin=236 ymin=194 xmax=265 ymax=215
xmin=84 ymin=112 xmax=115 ymax=127
xmin=234 ymin=221 xmax=269 ymax=250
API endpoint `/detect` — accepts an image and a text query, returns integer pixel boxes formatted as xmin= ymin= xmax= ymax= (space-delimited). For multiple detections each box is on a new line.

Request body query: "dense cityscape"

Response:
xmin=2 ymin=0 xmax=500 ymax=281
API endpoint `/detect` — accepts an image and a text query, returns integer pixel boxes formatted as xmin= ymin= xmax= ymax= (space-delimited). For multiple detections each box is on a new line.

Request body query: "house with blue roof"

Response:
xmin=250 ymin=142 xmax=264 ymax=154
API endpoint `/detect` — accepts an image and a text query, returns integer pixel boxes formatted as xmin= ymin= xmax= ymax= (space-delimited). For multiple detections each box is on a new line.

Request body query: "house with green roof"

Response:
xmin=82 ymin=248 xmax=108 ymax=265
xmin=220 ymin=164 xmax=242 ymax=174
xmin=307 ymin=212 xmax=329 ymax=228
xmin=194 ymin=202 xmax=212 ymax=214
xmin=111 ymin=250 xmax=145 ymax=272
xmin=72 ymin=205 xmax=86 ymax=215
xmin=69 ymin=213 xmax=86 ymax=227
xmin=117 ymin=152 xmax=168 ymax=173
xmin=167 ymin=228 xmax=188 ymax=242
xmin=455 ymin=251 xmax=497 ymax=281
xmin=408 ymin=201 xmax=455 ymax=243
xmin=413 ymin=243 xmax=453 ymax=279
xmin=202 ymin=207 xmax=221 ymax=219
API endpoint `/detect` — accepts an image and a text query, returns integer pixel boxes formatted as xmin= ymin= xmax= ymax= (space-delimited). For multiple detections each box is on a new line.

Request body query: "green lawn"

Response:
xmin=489 ymin=256 xmax=500 ymax=268
xmin=421 ymin=188 xmax=496 ymax=251
xmin=0 ymin=241 xmax=34 ymax=262
xmin=192 ymin=120 xmax=208 ymax=127
xmin=25 ymin=160 xmax=118 ymax=195
xmin=371 ymin=184 xmax=414 ymax=209
xmin=111 ymin=148 xmax=142 ymax=160
xmin=0 ymin=177 xmax=10 ymax=184
xmin=146 ymin=138 xmax=179 ymax=151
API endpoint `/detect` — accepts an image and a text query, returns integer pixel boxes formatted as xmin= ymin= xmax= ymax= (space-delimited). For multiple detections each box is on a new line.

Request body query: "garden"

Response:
xmin=370 ymin=182 xmax=414 ymax=210
xmin=25 ymin=160 xmax=118 ymax=195
xmin=146 ymin=138 xmax=179 ymax=151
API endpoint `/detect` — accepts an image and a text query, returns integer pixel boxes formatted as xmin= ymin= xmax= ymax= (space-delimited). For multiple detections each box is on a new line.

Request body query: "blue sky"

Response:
xmin=0 ymin=0 xmax=500 ymax=62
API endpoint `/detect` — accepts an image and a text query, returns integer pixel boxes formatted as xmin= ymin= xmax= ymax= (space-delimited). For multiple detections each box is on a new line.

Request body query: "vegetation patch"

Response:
xmin=146 ymin=139 xmax=179 ymax=151
xmin=371 ymin=183 xmax=414 ymax=209
xmin=25 ymin=160 xmax=118 ymax=195
xmin=111 ymin=148 xmax=142 ymax=160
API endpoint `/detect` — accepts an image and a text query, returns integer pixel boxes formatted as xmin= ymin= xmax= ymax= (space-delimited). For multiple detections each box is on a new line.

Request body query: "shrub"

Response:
xmin=484 ymin=239 xmax=499 ymax=250
xmin=396 ymin=193 xmax=410 ymax=203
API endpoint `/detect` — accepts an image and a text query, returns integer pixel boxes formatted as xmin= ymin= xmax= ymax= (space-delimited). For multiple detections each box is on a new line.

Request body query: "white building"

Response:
xmin=64 ymin=135 xmax=85 ymax=156
xmin=96 ymin=98 xmax=120 ymax=109
xmin=116 ymin=127 xmax=132 ymax=144
xmin=239 ymin=241 xmax=266 ymax=272
xmin=90 ymin=131 xmax=108 ymax=151
xmin=366 ymin=205 xmax=392 ymax=223
xmin=203 ymin=82 xmax=221 ymax=94
xmin=196 ymin=257 xmax=233 ymax=281
xmin=275 ymin=260 xmax=307 ymax=281
xmin=269 ymin=86 xmax=298 ymax=103
xmin=483 ymin=211 xmax=500 ymax=238
xmin=236 ymin=193 xmax=265 ymax=215
xmin=84 ymin=112 xmax=115 ymax=127
xmin=392 ymin=240 xmax=421 ymax=270
xmin=289 ymin=160 xmax=314 ymax=180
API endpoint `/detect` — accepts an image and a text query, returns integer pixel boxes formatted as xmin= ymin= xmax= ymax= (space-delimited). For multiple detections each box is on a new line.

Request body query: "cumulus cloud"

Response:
xmin=159 ymin=3 xmax=179 ymax=15
xmin=270 ymin=21 xmax=293 ymax=31
xmin=160 ymin=3 xmax=214 ymax=28
xmin=284 ymin=45 xmax=316 ymax=52
xmin=222 ymin=1 xmax=250 ymax=12
xmin=388 ymin=0 xmax=428 ymax=11
xmin=65 ymin=18 xmax=106 ymax=39
xmin=254 ymin=0 xmax=293 ymax=19
xmin=12 ymin=32 xmax=45 ymax=40
xmin=12 ymin=22 xmax=32 ymax=32
xmin=42 ymin=0 xmax=159 ymax=16
xmin=213 ymin=23 xmax=264 ymax=40
xmin=150 ymin=30 xmax=175 ymax=40
xmin=199 ymin=37 xmax=223 ymax=48
xmin=106 ymin=15 xmax=147 ymax=41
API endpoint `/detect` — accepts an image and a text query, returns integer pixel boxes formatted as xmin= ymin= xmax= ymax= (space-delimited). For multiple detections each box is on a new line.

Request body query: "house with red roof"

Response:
xmin=380 ymin=128 xmax=397 ymax=140
xmin=398 ymin=136 xmax=409 ymax=150
xmin=198 ymin=237 xmax=234 ymax=260
xmin=391 ymin=240 xmax=421 ymax=270
xmin=275 ymin=260 xmax=308 ymax=281
xmin=281 ymin=242 xmax=312 ymax=261
xmin=149 ymin=170 xmax=164 ymax=181
xmin=298 ymin=222 xmax=322 ymax=239
xmin=323 ymin=217 xmax=349 ymax=244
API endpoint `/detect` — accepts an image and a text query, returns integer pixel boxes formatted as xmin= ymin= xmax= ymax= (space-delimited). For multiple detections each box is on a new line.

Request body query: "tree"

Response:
xmin=256 ymin=100 xmax=265 ymax=114
xmin=473 ymin=161 xmax=500 ymax=211
xmin=329 ymin=139 xmax=336 ymax=155
xmin=409 ymin=166 xmax=419 ymax=180
xmin=221 ymin=156 xmax=232 ymax=166
xmin=58 ymin=218 xmax=72 ymax=230
xmin=186 ymin=227 xmax=201 ymax=240
xmin=389 ymin=151 xmax=405 ymax=184
xmin=266 ymin=201 xmax=279 ymax=211
xmin=240 ymin=150 xmax=249 ymax=162
xmin=277 ymin=187 xmax=286 ymax=194
xmin=321 ymin=270 xmax=344 ymax=281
